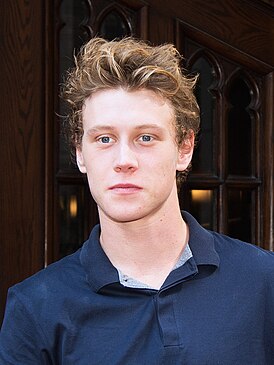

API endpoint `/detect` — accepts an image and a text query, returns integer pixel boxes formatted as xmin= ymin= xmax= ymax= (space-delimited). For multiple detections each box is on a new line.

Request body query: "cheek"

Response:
xmin=156 ymin=153 xmax=178 ymax=176
xmin=148 ymin=162 xmax=176 ymax=190
xmin=84 ymin=160 xmax=105 ymax=187
xmin=84 ymin=153 xmax=102 ymax=172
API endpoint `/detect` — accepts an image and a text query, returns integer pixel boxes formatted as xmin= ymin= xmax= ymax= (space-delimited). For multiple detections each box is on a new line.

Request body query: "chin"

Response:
xmin=99 ymin=206 xmax=149 ymax=224
xmin=110 ymin=212 xmax=144 ymax=224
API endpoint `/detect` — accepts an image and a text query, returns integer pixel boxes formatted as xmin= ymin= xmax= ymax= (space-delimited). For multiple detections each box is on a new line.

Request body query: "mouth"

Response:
xmin=109 ymin=183 xmax=142 ymax=194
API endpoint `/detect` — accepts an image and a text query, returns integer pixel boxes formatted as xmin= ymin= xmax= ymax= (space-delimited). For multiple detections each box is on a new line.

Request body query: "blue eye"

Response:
xmin=140 ymin=135 xmax=152 ymax=142
xmin=98 ymin=136 xmax=112 ymax=144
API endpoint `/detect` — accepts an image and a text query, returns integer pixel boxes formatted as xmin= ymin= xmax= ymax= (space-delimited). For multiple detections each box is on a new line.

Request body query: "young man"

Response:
xmin=0 ymin=37 xmax=274 ymax=364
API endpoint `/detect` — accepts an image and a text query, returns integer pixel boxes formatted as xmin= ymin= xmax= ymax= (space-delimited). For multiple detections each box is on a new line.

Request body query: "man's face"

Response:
xmin=76 ymin=88 xmax=193 ymax=224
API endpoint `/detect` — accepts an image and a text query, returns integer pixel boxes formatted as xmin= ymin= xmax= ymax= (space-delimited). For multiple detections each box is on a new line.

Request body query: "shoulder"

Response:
xmin=212 ymin=230 xmax=274 ymax=260
xmin=10 ymin=247 xmax=85 ymax=309
xmin=212 ymin=231 xmax=274 ymax=278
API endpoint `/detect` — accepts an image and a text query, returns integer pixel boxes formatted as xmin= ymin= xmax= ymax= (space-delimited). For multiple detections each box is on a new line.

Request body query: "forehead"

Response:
xmin=82 ymin=88 xmax=175 ymax=130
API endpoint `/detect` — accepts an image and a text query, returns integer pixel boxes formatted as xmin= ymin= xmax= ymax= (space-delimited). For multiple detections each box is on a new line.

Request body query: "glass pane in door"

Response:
xmin=190 ymin=56 xmax=216 ymax=175
xmin=189 ymin=189 xmax=215 ymax=230
xmin=227 ymin=188 xmax=252 ymax=242
xmin=227 ymin=77 xmax=252 ymax=176
xmin=99 ymin=10 xmax=131 ymax=40
xmin=59 ymin=184 xmax=86 ymax=257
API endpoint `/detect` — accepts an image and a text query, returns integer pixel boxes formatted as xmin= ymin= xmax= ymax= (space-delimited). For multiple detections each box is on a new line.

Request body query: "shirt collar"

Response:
xmin=80 ymin=211 xmax=220 ymax=292
xmin=182 ymin=211 xmax=220 ymax=267
xmin=80 ymin=224 xmax=119 ymax=292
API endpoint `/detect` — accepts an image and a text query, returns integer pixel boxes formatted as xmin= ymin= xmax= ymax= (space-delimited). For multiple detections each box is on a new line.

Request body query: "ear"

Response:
xmin=176 ymin=131 xmax=195 ymax=171
xmin=76 ymin=148 xmax=87 ymax=174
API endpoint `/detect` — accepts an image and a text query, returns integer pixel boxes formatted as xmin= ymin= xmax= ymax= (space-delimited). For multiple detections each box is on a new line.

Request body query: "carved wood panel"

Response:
xmin=0 ymin=0 xmax=46 ymax=321
xmin=1 ymin=0 xmax=273 ymax=321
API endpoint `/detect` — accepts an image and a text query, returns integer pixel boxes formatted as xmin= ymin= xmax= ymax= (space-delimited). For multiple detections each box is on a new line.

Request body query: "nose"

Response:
xmin=113 ymin=142 xmax=138 ymax=173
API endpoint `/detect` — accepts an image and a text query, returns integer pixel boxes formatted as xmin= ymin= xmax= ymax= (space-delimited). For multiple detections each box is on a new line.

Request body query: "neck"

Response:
xmin=99 ymin=199 xmax=188 ymax=289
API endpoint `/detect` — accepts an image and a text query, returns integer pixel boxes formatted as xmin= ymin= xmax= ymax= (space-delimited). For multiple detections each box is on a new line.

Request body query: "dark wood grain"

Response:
xmin=0 ymin=0 xmax=45 ymax=321
xmin=262 ymin=72 xmax=274 ymax=250
xmin=148 ymin=8 xmax=175 ymax=45
xmin=0 ymin=0 xmax=273 ymax=323
xmin=145 ymin=0 xmax=274 ymax=66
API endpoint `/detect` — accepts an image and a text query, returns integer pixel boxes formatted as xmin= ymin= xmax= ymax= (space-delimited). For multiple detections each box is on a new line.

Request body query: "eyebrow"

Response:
xmin=87 ymin=126 xmax=116 ymax=135
xmin=86 ymin=124 xmax=165 ymax=135
xmin=134 ymin=124 xmax=165 ymax=132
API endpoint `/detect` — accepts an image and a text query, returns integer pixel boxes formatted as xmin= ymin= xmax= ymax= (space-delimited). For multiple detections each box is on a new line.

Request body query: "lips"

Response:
xmin=109 ymin=183 xmax=142 ymax=194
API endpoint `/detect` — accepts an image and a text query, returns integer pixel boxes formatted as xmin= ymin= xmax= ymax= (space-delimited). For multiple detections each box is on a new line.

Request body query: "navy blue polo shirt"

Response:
xmin=1 ymin=212 xmax=274 ymax=364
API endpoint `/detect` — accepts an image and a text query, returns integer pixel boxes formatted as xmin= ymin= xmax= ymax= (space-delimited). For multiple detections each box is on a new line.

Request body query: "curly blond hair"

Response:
xmin=62 ymin=37 xmax=200 ymax=184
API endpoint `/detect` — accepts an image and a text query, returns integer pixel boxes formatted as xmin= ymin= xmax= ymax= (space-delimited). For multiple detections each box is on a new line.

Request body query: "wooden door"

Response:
xmin=1 ymin=0 xmax=273 ymax=321
xmin=53 ymin=0 xmax=273 ymax=263
xmin=0 ymin=0 xmax=47 ymax=322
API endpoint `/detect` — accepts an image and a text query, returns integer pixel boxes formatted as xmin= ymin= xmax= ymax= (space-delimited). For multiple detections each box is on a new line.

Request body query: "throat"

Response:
xmin=117 ymin=242 xmax=192 ymax=290
xmin=99 ymin=212 xmax=190 ymax=289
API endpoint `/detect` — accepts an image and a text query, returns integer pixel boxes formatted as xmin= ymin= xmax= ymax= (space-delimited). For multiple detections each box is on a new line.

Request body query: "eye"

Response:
xmin=97 ymin=136 xmax=114 ymax=144
xmin=139 ymin=135 xmax=153 ymax=142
